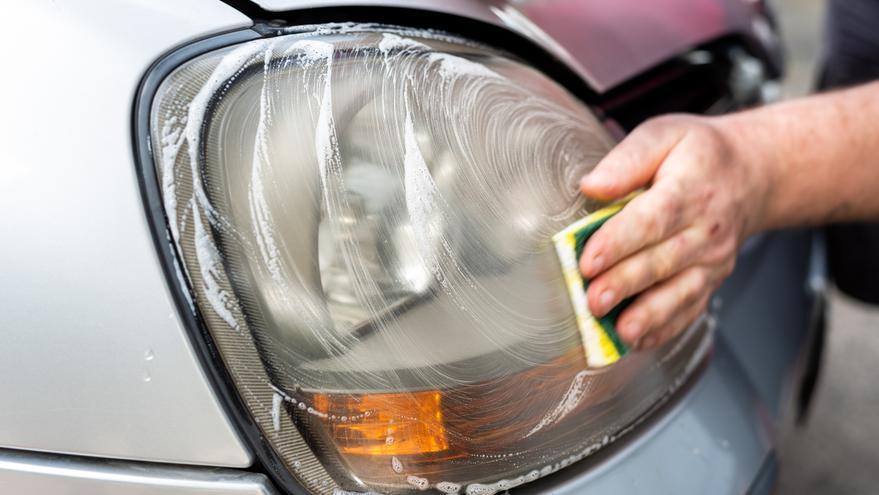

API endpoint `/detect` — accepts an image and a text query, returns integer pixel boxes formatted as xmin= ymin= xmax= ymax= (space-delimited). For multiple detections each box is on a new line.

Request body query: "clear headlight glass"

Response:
xmin=150 ymin=26 xmax=712 ymax=495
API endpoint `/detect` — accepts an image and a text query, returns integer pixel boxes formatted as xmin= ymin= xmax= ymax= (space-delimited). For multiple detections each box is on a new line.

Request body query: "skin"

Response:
xmin=579 ymin=81 xmax=879 ymax=350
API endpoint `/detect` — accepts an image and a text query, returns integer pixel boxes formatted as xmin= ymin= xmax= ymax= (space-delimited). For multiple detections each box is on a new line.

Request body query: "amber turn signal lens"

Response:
xmin=312 ymin=391 xmax=448 ymax=456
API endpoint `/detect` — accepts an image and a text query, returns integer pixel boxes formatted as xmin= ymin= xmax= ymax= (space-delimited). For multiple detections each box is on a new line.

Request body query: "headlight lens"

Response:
xmin=150 ymin=27 xmax=712 ymax=495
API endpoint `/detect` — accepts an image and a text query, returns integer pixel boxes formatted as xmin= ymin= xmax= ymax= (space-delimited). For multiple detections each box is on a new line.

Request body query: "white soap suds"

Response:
xmin=428 ymin=52 xmax=500 ymax=80
xmin=406 ymin=475 xmax=430 ymax=491
xmin=184 ymin=42 xmax=265 ymax=214
xmin=271 ymin=391 xmax=283 ymax=432
xmin=378 ymin=33 xmax=428 ymax=54
xmin=391 ymin=456 xmax=403 ymax=473
xmin=436 ymin=481 xmax=462 ymax=494
xmin=403 ymin=114 xmax=438 ymax=249
xmin=285 ymin=38 xmax=335 ymax=61
xmin=249 ymin=45 xmax=286 ymax=284
xmin=159 ymin=42 xmax=268 ymax=331
xmin=525 ymin=369 xmax=595 ymax=437
xmin=158 ymin=116 xmax=184 ymax=241
xmin=465 ymin=484 xmax=495 ymax=495
xmin=269 ymin=384 xmax=336 ymax=420
xmin=192 ymin=204 xmax=241 ymax=331
xmin=309 ymin=41 xmax=344 ymax=217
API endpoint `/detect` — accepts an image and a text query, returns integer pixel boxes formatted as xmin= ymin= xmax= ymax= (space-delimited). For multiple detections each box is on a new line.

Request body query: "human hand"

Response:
xmin=579 ymin=114 xmax=771 ymax=350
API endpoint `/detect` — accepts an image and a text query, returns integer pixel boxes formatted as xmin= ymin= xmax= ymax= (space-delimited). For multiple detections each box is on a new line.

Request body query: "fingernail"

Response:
xmin=590 ymin=255 xmax=605 ymax=274
xmin=582 ymin=171 xmax=611 ymax=189
xmin=623 ymin=320 xmax=644 ymax=340
xmin=598 ymin=289 xmax=615 ymax=313
xmin=640 ymin=335 xmax=656 ymax=349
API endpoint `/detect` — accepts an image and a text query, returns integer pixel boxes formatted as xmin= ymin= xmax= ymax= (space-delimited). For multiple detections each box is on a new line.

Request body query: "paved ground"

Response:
xmin=778 ymin=294 xmax=879 ymax=493
xmin=774 ymin=1 xmax=879 ymax=493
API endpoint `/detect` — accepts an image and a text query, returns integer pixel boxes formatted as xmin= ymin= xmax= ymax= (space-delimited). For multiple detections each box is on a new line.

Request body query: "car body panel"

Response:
xmin=0 ymin=0 xmax=253 ymax=467
xmin=248 ymin=0 xmax=778 ymax=91
xmin=721 ymin=229 xmax=814 ymax=416
xmin=0 ymin=449 xmax=276 ymax=495
xmin=519 ymin=343 xmax=772 ymax=495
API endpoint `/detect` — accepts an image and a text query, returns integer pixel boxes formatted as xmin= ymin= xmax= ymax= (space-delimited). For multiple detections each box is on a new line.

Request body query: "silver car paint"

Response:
xmin=0 ymin=0 xmax=813 ymax=493
xmin=0 ymin=449 xmax=275 ymax=495
xmin=0 ymin=0 xmax=253 ymax=467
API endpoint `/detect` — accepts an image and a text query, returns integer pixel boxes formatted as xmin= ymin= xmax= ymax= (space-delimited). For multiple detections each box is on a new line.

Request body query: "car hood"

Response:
xmin=235 ymin=0 xmax=777 ymax=92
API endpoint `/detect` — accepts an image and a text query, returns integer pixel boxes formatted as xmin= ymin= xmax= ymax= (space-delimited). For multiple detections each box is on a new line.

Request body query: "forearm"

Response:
xmin=719 ymin=81 xmax=879 ymax=232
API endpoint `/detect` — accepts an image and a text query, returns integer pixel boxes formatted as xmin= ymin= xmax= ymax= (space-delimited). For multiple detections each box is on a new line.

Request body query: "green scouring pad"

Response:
xmin=552 ymin=195 xmax=638 ymax=367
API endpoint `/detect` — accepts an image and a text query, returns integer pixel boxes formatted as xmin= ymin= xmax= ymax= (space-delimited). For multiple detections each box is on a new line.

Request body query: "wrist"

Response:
xmin=711 ymin=111 xmax=780 ymax=237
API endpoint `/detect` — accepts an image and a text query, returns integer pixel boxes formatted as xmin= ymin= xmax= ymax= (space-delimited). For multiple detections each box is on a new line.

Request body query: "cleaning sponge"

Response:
xmin=552 ymin=196 xmax=636 ymax=367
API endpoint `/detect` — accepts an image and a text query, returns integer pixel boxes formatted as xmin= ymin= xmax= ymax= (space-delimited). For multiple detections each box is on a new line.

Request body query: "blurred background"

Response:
xmin=775 ymin=1 xmax=879 ymax=493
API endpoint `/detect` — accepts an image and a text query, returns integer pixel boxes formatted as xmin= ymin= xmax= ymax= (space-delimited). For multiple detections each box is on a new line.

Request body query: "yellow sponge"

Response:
xmin=552 ymin=195 xmax=638 ymax=367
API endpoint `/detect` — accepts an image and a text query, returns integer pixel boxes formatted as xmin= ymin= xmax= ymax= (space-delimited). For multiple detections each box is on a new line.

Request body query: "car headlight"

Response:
xmin=147 ymin=25 xmax=712 ymax=495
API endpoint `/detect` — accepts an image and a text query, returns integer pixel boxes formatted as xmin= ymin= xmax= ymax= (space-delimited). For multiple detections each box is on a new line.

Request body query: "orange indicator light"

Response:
xmin=312 ymin=391 xmax=449 ymax=456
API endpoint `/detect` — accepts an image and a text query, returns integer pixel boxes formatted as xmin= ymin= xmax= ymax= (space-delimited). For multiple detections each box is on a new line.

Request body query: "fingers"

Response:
xmin=580 ymin=117 xmax=685 ymax=200
xmin=575 ymin=115 xmax=740 ymax=351
xmin=585 ymin=227 xmax=708 ymax=317
xmin=638 ymin=294 xmax=710 ymax=350
xmin=580 ymin=184 xmax=691 ymax=278
xmin=614 ymin=266 xmax=713 ymax=344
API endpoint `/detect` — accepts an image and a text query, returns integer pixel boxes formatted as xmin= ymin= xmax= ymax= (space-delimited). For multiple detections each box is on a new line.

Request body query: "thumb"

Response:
xmin=580 ymin=118 xmax=684 ymax=200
